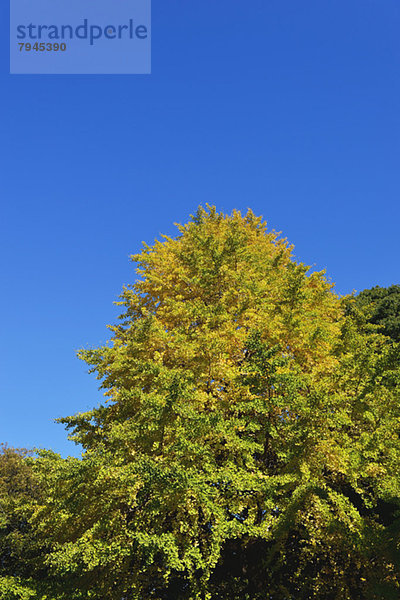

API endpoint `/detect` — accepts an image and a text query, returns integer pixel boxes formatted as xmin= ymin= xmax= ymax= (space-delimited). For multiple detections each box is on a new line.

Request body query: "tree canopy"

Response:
xmin=2 ymin=207 xmax=400 ymax=600
xmin=352 ymin=285 xmax=400 ymax=342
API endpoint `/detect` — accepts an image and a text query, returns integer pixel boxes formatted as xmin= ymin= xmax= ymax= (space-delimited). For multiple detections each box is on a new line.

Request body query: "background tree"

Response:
xmin=0 ymin=446 xmax=55 ymax=600
xmin=351 ymin=285 xmax=400 ymax=342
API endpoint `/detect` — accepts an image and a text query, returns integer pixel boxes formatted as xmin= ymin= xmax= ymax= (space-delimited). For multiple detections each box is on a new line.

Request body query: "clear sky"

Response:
xmin=1 ymin=0 xmax=399 ymax=457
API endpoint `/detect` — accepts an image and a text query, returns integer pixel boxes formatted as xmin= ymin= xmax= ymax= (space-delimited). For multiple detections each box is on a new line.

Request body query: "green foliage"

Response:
xmin=2 ymin=208 xmax=400 ymax=599
xmin=0 ymin=446 xmax=58 ymax=600
xmin=352 ymin=284 xmax=400 ymax=342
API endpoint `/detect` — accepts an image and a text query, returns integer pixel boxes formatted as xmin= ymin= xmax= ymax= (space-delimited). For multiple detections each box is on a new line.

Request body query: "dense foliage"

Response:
xmin=1 ymin=208 xmax=399 ymax=599
xmin=0 ymin=446 xmax=55 ymax=600
xmin=352 ymin=285 xmax=400 ymax=342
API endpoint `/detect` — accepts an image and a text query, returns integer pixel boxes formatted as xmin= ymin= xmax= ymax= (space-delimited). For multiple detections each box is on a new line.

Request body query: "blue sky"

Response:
xmin=1 ymin=0 xmax=399 ymax=456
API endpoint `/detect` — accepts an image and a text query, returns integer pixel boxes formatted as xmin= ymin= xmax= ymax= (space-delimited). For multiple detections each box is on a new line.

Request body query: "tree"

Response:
xmin=34 ymin=207 xmax=400 ymax=599
xmin=0 ymin=446 xmax=57 ymax=600
xmin=352 ymin=285 xmax=400 ymax=342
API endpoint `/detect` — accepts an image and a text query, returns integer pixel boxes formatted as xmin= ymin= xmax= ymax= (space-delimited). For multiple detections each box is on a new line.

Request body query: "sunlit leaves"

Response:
xmin=13 ymin=207 xmax=400 ymax=599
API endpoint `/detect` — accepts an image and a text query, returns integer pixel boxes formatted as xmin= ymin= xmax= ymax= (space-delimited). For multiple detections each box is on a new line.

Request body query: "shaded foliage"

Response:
xmin=352 ymin=285 xmax=400 ymax=342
